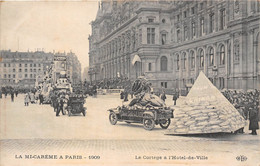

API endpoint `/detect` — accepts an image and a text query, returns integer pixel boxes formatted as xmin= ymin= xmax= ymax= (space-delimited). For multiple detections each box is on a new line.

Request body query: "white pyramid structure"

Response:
xmin=167 ymin=71 xmax=247 ymax=134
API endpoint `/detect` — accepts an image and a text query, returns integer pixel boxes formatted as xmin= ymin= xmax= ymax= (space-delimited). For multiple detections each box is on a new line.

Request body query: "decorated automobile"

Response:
xmin=108 ymin=77 xmax=174 ymax=130
xmin=108 ymin=105 xmax=173 ymax=130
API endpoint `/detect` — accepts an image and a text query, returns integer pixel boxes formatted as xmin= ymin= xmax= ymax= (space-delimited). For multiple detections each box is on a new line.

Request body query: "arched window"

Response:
xmin=220 ymin=45 xmax=225 ymax=65
xmin=190 ymin=51 xmax=195 ymax=69
xmin=209 ymin=47 xmax=214 ymax=66
xmin=199 ymin=49 xmax=204 ymax=67
xmin=234 ymin=40 xmax=240 ymax=62
xmin=176 ymin=54 xmax=180 ymax=70
xmin=160 ymin=56 xmax=168 ymax=71
xmin=182 ymin=53 xmax=186 ymax=69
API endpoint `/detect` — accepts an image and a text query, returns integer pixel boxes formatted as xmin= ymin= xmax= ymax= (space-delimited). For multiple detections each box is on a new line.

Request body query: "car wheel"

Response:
xmin=143 ymin=119 xmax=155 ymax=130
xmin=109 ymin=111 xmax=118 ymax=125
xmin=159 ymin=119 xmax=171 ymax=129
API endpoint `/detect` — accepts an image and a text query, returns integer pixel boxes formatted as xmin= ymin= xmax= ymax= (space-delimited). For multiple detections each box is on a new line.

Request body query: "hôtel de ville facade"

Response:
xmin=88 ymin=0 xmax=260 ymax=91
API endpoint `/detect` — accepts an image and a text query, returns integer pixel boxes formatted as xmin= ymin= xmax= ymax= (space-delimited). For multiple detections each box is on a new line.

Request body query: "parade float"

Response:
xmin=35 ymin=55 xmax=72 ymax=104
xmin=108 ymin=77 xmax=174 ymax=130
xmin=167 ymin=71 xmax=247 ymax=135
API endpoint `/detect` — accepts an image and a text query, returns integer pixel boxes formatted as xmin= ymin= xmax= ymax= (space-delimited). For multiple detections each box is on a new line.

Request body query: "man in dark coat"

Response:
xmin=249 ymin=105 xmax=259 ymax=135
xmin=52 ymin=94 xmax=59 ymax=112
xmin=39 ymin=93 xmax=44 ymax=105
xmin=15 ymin=90 xmax=18 ymax=97
xmin=160 ymin=91 xmax=166 ymax=102
xmin=10 ymin=91 xmax=14 ymax=102
xmin=56 ymin=98 xmax=64 ymax=116
xmin=172 ymin=90 xmax=179 ymax=105
xmin=124 ymin=90 xmax=128 ymax=102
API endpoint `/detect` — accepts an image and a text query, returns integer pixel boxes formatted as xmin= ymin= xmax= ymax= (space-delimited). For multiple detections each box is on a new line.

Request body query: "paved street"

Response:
xmin=0 ymin=94 xmax=260 ymax=166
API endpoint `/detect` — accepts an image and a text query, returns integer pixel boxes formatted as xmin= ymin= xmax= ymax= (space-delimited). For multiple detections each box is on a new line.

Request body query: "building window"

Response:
xmin=4 ymin=74 xmax=7 ymax=78
xmin=25 ymin=64 xmax=27 ymax=67
xmin=148 ymin=18 xmax=154 ymax=23
xmin=19 ymin=64 xmax=22 ymax=67
xmin=184 ymin=26 xmax=188 ymax=40
xmin=182 ymin=53 xmax=186 ymax=69
xmin=219 ymin=77 xmax=225 ymax=89
xmin=176 ymin=54 xmax=180 ymax=70
xmin=184 ymin=11 xmax=187 ymax=18
xmin=30 ymin=64 xmax=32 ymax=67
xmin=13 ymin=68 xmax=15 ymax=72
xmin=139 ymin=29 xmax=142 ymax=45
xmin=190 ymin=51 xmax=195 ymax=69
xmin=25 ymin=69 xmax=28 ymax=72
xmin=191 ymin=22 xmax=196 ymax=38
xmin=177 ymin=29 xmax=181 ymax=42
xmin=162 ymin=19 xmax=166 ymax=23
xmin=162 ymin=34 xmax=166 ymax=45
xmin=4 ymin=63 xmax=6 ymax=67
xmin=30 ymin=74 xmax=33 ymax=78
xmin=160 ymin=56 xmax=168 ymax=71
xmin=200 ymin=18 xmax=204 ymax=36
xmin=209 ymin=13 xmax=214 ymax=33
xmin=234 ymin=40 xmax=240 ymax=62
xmin=34 ymin=69 xmax=36 ymax=72
xmin=220 ymin=45 xmax=225 ymax=65
xmin=38 ymin=69 xmax=41 ymax=72
xmin=209 ymin=47 xmax=214 ymax=66
xmin=19 ymin=69 xmax=22 ymax=72
xmin=148 ymin=63 xmax=152 ymax=71
xmin=147 ymin=28 xmax=155 ymax=44
xmin=8 ymin=64 xmax=10 ymax=67
xmin=34 ymin=64 xmax=36 ymax=67
xmin=25 ymin=74 xmax=27 ymax=78
xmin=161 ymin=82 xmax=167 ymax=88
xmin=220 ymin=9 xmax=226 ymax=30
xmin=12 ymin=74 xmax=15 ymax=78
xmin=8 ymin=74 xmax=11 ymax=78
xmin=199 ymin=49 xmax=204 ymax=67
xmin=191 ymin=7 xmax=195 ymax=14
xmin=34 ymin=74 xmax=36 ymax=78
xmin=30 ymin=69 xmax=32 ymax=72
xmin=177 ymin=14 xmax=180 ymax=21
xmin=200 ymin=2 xmax=204 ymax=10
xmin=38 ymin=64 xmax=41 ymax=67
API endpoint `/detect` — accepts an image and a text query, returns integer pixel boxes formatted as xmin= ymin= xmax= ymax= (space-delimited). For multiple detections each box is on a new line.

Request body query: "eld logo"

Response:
xmin=236 ymin=155 xmax=247 ymax=162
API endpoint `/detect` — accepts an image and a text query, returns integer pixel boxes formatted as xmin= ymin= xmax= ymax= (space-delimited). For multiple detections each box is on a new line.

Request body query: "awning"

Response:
xmin=132 ymin=55 xmax=141 ymax=65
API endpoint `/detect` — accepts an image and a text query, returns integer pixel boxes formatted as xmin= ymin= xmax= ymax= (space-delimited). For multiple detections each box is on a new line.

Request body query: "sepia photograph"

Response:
xmin=0 ymin=0 xmax=259 ymax=165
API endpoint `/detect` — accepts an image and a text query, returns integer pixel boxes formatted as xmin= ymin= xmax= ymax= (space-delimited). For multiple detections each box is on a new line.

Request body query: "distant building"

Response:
xmin=0 ymin=50 xmax=82 ymax=88
xmin=89 ymin=0 xmax=260 ymax=91
xmin=67 ymin=52 xmax=82 ymax=85
xmin=82 ymin=66 xmax=90 ymax=82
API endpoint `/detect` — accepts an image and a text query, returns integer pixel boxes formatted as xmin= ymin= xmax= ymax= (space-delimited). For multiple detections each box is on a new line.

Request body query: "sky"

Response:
xmin=0 ymin=0 xmax=99 ymax=71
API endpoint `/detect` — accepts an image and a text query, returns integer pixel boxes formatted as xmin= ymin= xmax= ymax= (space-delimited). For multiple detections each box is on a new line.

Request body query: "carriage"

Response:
xmin=108 ymin=105 xmax=174 ymax=130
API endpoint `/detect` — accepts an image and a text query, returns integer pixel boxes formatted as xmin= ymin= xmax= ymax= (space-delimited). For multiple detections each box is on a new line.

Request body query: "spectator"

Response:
xmin=24 ymin=93 xmax=30 ymax=106
xmin=160 ymin=91 xmax=166 ymax=102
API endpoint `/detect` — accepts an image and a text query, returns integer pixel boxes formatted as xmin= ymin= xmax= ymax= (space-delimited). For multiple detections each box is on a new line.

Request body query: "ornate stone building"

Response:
xmin=89 ymin=0 xmax=260 ymax=90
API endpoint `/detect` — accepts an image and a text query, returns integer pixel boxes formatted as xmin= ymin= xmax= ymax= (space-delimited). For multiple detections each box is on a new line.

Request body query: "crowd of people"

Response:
xmin=90 ymin=77 xmax=132 ymax=90
xmin=222 ymin=89 xmax=259 ymax=135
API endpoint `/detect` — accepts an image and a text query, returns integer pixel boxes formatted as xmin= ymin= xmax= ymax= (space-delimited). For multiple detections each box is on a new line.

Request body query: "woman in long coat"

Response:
xmin=249 ymin=104 xmax=259 ymax=135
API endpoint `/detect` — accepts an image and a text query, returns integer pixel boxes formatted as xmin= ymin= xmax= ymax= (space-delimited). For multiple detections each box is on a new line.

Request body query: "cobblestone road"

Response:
xmin=0 ymin=94 xmax=259 ymax=166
